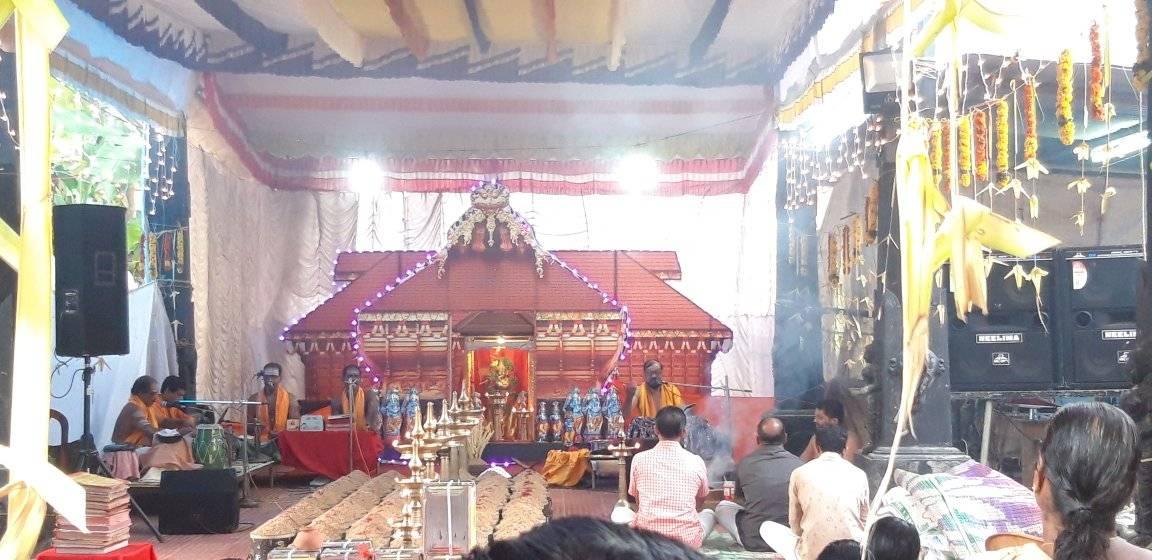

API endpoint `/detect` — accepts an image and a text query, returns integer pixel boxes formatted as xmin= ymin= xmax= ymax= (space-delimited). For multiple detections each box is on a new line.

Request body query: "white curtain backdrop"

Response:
xmin=187 ymin=146 xmax=358 ymax=402
xmin=355 ymin=158 xmax=778 ymax=396
xmin=50 ymin=283 xmax=178 ymax=448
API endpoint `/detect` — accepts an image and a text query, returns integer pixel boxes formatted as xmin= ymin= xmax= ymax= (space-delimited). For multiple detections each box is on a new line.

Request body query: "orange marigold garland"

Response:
xmin=994 ymin=99 xmax=1010 ymax=186
xmin=958 ymin=114 xmax=973 ymax=188
xmin=930 ymin=120 xmax=943 ymax=185
xmin=1015 ymin=76 xmax=1048 ymax=179
xmin=1090 ymin=22 xmax=1106 ymax=121
xmin=1057 ymin=49 xmax=1075 ymax=145
xmin=941 ymin=117 xmax=952 ymax=195
xmin=973 ymin=109 xmax=989 ymax=183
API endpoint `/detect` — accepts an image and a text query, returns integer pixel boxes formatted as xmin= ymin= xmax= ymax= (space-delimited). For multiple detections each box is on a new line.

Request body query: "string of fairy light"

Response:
xmin=146 ymin=127 xmax=179 ymax=215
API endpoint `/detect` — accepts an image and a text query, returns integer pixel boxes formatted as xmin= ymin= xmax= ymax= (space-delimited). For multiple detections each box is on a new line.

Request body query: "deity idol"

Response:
xmin=584 ymin=388 xmax=604 ymax=440
xmin=536 ymin=403 xmax=551 ymax=442
xmin=507 ymin=391 xmax=531 ymax=441
xmin=562 ymin=387 xmax=584 ymax=445
xmin=548 ymin=401 xmax=563 ymax=443
xmin=604 ymin=386 xmax=625 ymax=438
xmin=381 ymin=386 xmax=403 ymax=438
xmin=402 ymin=387 xmax=420 ymax=436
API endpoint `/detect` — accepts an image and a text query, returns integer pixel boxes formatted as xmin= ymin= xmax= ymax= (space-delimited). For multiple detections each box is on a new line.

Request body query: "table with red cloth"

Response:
xmin=37 ymin=543 xmax=156 ymax=560
xmin=278 ymin=430 xmax=383 ymax=479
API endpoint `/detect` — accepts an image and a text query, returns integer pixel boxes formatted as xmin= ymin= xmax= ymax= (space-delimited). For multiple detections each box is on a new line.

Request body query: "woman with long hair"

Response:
xmin=980 ymin=401 xmax=1151 ymax=559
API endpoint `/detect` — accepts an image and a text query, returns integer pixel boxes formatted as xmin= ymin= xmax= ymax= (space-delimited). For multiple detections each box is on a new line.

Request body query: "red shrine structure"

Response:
xmin=284 ymin=183 xmax=732 ymax=410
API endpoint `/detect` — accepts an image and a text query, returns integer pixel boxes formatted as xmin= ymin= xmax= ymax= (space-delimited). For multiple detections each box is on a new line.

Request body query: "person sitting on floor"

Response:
xmin=976 ymin=401 xmax=1152 ymax=560
xmin=629 ymin=406 xmax=713 ymax=548
xmin=247 ymin=362 xmax=299 ymax=439
xmin=153 ymin=375 xmax=196 ymax=435
xmin=800 ymin=399 xmax=861 ymax=462
xmin=816 ymin=539 xmax=863 ymax=560
xmin=111 ymin=376 xmax=161 ymax=448
xmin=706 ymin=415 xmax=802 ymax=552
xmin=335 ymin=364 xmax=381 ymax=432
xmin=760 ymin=425 xmax=869 ymax=560
xmin=867 ymin=516 xmax=921 ymax=560
xmin=464 ymin=517 xmax=707 ymax=560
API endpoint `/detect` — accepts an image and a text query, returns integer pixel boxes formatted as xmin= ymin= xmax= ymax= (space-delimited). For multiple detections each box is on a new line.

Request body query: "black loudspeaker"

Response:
xmin=948 ymin=257 xmax=1058 ymax=391
xmin=1057 ymin=246 xmax=1141 ymax=388
xmin=53 ymin=204 xmax=129 ymax=357
xmin=158 ymin=469 xmax=239 ymax=534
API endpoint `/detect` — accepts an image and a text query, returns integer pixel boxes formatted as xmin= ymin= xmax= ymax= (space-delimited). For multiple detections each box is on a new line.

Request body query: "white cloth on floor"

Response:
xmin=713 ymin=500 xmax=746 ymax=545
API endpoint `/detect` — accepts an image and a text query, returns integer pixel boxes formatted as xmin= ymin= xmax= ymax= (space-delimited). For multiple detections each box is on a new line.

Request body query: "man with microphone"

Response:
xmin=335 ymin=364 xmax=381 ymax=432
xmin=247 ymin=362 xmax=300 ymax=440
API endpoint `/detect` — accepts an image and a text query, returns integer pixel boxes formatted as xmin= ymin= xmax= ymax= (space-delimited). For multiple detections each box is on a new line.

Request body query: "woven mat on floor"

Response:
xmin=700 ymin=531 xmax=785 ymax=560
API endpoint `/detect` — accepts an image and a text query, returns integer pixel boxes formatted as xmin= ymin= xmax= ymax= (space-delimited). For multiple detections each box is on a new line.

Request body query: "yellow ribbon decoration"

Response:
xmin=1 ymin=2 xmax=78 ymax=559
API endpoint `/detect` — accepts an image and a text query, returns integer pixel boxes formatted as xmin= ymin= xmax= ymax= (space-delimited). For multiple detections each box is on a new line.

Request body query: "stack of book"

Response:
xmin=53 ymin=472 xmax=131 ymax=554
xmin=326 ymin=414 xmax=351 ymax=432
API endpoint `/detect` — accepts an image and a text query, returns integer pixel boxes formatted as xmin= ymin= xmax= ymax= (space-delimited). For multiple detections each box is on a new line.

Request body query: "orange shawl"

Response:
xmin=258 ymin=386 xmax=290 ymax=437
xmin=124 ymin=395 xmax=159 ymax=446
xmin=634 ymin=382 xmax=683 ymax=417
xmin=341 ymin=387 xmax=367 ymax=431
xmin=151 ymin=401 xmax=188 ymax=425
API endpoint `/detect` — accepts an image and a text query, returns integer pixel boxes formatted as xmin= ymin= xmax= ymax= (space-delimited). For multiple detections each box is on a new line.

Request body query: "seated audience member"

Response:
xmin=247 ymin=362 xmax=300 ymax=439
xmin=801 ymin=399 xmax=861 ymax=462
xmin=977 ymin=402 xmax=1152 ymax=560
xmin=629 ymin=406 xmax=713 ymax=548
xmin=111 ymin=376 xmax=160 ymax=447
xmin=867 ymin=517 xmax=921 ymax=560
xmin=707 ymin=416 xmax=802 ymax=551
xmin=153 ymin=375 xmax=196 ymax=433
xmin=817 ymin=540 xmax=863 ymax=560
xmin=761 ymin=425 xmax=869 ymax=560
xmin=463 ymin=517 xmax=707 ymax=560
xmin=335 ymin=364 xmax=381 ymax=431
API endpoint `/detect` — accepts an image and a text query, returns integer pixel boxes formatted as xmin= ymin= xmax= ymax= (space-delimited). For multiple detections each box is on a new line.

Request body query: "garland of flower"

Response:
xmin=958 ymin=115 xmax=973 ymax=189
xmin=941 ymin=118 xmax=952 ymax=196
xmin=1090 ymin=22 xmax=1107 ymax=121
xmin=973 ymin=109 xmax=989 ymax=183
xmin=1015 ymin=76 xmax=1048 ymax=182
xmin=930 ymin=120 xmax=943 ymax=187
xmin=994 ymin=99 xmax=1010 ymax=187
xmin=1056 ymin=49 xmax=1075 ymax=145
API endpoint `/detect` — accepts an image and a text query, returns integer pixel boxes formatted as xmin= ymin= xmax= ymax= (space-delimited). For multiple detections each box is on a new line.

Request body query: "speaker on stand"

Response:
xmin=1055 ymin=246 xmax=1141 ymax=389
xmin=947 ymin=256 xmax=1059 ymax=391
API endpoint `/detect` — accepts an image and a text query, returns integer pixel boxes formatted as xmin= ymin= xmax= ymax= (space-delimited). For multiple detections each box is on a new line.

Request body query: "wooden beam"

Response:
xmin=384 ymin=0 xmax=430 ymax=61
xmin=689 ymin=0 xmax=731 ymax=63
xmin=296 ymin=0 xmax=368 ymax=66
xmin=0 ymin=217 xmax=17 ymax=271
xmin=608 ymin=0 xmax=625 ymax=71
xmin=534 ymin=0 xmax=557 ymax=63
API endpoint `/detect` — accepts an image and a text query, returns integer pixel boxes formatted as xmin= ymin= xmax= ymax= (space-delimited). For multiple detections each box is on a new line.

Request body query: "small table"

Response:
xmin=37 ymin=542 xmax=156 ymax=560
xmin=278 ymin=430 xmax=384 ymax=480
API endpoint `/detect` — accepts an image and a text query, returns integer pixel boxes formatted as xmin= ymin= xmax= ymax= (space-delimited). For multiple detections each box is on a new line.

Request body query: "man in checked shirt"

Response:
xmin=629 ymin=405 xmax=716 ymax=548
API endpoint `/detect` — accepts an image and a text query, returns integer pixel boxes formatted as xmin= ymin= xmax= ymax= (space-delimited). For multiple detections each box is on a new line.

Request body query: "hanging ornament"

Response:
xmin=865 ymin=180 xmax=879 ymax=244
xmin=1056 ymin=49 xmax=1075 ymax=145
xmin=994 ymin=99 xmax=1011 ymax=186
xmin=973 ymin=109 xmax=989 ymax=182
xmin=958 ymin=115 xmax=973 ymax=188
xmin=1015 ymin=76 xmax=1048 ymax=179
xmin=1089 ymin=22 xmax=1109 ymax=121
xmin=1071 ymin=210 xmax=1087 ymax=235
xmin=941 ymin=118 xmax=952 ymax=195
xmin=929 ymin=120 xmax=943 ymax=185
xmin=1101 ymin=186 xmax=1117 ymax=214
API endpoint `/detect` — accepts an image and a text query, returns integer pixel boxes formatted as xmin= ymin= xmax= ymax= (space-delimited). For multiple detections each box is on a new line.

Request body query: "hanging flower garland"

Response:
xmin=958 ymin=115 xmax=973 ymax=189
xmin=1090 ymin=22 xmax=1108 ymax=121
xmin=929 ymin=120 xmax=943 ymax=186
xmin=941 ymin=118 xmax=952 ymax=195
xmin=1015 ymin=76 xmax=1048 ymax=179
xmin=973 ymin=109 xmax=989 ymax=183
xmin=994 ymin=99 xmax=1011 ymax=186
xmin=1056 ymin=49 xmax=1075 ymax=145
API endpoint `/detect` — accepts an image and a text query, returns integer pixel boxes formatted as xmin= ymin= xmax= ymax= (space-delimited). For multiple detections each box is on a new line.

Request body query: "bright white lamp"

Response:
xmin=348 ymin=158 xmax=385 ymax=194
xmin=614 ymin=153 xmax=660 ymax=193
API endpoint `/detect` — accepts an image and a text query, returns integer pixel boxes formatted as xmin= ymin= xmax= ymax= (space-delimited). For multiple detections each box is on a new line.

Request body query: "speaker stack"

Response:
xmin=948 ymin=246 xmax=1141 ymax=391
xmin=53 ymin=204 xmax=130 ymax=358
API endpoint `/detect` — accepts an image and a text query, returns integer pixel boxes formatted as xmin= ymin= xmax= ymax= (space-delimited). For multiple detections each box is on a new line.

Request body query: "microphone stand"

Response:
xmin=179 ymin=398 xmax=262 ymax=507
xmin=345 ymin=380 xmax=357 ymax=476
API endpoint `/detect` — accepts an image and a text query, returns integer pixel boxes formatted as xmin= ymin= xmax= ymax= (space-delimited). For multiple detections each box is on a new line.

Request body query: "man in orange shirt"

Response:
xmin=247 ymin=362 xmax=299 ymax=439
xmin=111 ymin=376 xmax=161 ymax=447
xmin=153 ymin=375 xmax=196 ymax=434
xmin=335 ymin=364 xmax=380 ymax=432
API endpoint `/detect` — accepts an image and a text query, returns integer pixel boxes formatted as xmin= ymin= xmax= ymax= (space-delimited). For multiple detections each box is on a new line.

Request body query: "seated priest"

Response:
xmin=335 ymin=364 xmax=381 ymax=432
xmin=247 ymin=362 xmax=300 ymax=445
xmin=629 ymin=360 xmax=684 ymax=440
xmin=111 ymin=376 xmax=161 ymax=448
xmin=153 ymin=375 xmax=196 ymax=435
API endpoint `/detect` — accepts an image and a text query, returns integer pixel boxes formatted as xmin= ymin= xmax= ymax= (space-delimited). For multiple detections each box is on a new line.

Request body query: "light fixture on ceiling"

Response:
xmin=348 ymin=158 xmax=385 ymax=194
xmin=496 ymin=335 xmax=506 ymax=346
xmin=859 ymin=49 xmax=901 ymax=115
xmin=614 ymin=153 xmax=660 ymax=193
xmin=1090 ymin=132 xmax=1151 ymax=163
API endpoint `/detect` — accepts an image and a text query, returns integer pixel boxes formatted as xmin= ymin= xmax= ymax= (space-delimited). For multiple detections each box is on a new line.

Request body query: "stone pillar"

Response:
xmin=858 ymin=150 xmax=969 ymax=493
